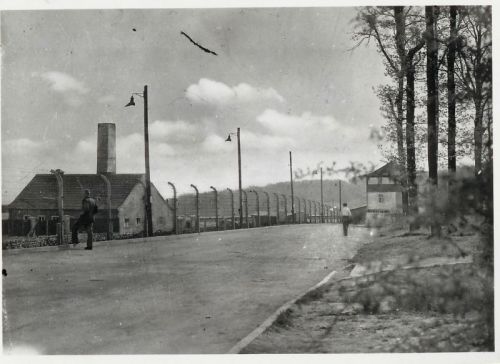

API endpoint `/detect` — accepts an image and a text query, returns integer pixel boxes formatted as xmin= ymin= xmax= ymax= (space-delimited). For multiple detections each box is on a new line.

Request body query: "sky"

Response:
xmin=1 ymin=5 xmax=389 ymax=202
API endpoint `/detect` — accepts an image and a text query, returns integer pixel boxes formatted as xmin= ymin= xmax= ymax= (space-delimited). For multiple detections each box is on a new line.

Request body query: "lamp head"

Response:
xmin=125 ymin=96 xmax=135 ymax=107
xmin=225 ymin=134 xmax=232 ymax=142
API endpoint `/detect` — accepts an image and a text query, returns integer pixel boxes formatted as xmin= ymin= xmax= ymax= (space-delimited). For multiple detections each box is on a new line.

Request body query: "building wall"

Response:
xmin=367 ymin=191 xmax=403 ymax=212
xmin=118 ymin=183 xmax=173 ymax=235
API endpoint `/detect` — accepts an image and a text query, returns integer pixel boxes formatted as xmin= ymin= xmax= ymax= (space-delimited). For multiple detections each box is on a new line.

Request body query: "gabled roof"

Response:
xmin=365 ymin=161 xmax=403 ymax=178
xmin=8 ymin=174 xmax=146 ymax=210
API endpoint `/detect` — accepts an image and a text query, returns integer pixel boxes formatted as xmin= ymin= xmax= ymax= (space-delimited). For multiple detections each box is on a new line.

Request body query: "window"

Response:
xmin=23 ymin=215 xmax=31 ymax=221
xmin=136 ymin=217 xmax=141 ymax=225
xmin=368 ymin=177 xmax=379 ymax=184
xmin=381 ymin=177 xmax=391 ymax=184
xmin=38 ymin=215 xmax=46 ymax=222
xmin=50 ymin=216 xmax=59 ymax=221
xmin=124 ymin=218 xmax=130 ymax=228
xmin=378 ymin=194 xmax=384 ymax=203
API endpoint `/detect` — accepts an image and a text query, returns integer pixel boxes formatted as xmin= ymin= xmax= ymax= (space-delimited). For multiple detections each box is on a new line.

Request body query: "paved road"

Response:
xmin=2 ymin=224 xmax=369 ymax=354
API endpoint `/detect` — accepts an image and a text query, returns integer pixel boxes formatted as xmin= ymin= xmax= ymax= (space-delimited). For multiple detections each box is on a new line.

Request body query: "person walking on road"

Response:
xmin=341 ymin=202 xmax=352 ymax=236
xmin=71 ymin=189 xmax=98 ymax=250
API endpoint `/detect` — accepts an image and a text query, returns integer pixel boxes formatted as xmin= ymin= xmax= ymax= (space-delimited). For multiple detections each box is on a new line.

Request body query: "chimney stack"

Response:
xmin=97 ymin=123 xmax=116 ymax=174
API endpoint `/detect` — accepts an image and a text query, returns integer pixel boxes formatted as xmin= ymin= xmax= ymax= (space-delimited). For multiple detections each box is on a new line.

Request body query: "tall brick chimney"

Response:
xmin=97 ymin=123 xmax=116 ymax=174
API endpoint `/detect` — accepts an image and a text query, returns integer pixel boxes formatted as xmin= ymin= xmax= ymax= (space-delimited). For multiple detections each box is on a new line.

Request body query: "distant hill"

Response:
xmin=248 ymin=179 xmax=366 ymax=209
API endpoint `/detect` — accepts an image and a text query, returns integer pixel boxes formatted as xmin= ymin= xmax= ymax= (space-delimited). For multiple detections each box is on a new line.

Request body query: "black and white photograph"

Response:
xmin=1 ymin=0 xmax=497 ymax=361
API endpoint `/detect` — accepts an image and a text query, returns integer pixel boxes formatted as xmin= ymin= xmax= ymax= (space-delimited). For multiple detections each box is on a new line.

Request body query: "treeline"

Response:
xmin=353 ymin=6 xmax=492 ymax=234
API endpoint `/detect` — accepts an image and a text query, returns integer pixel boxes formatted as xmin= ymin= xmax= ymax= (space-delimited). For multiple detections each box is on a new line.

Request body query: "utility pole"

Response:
xmin=320 ymin=167 xmax=324 ymax=223
xmin=289 ymin=151 xmax=295 ymax=223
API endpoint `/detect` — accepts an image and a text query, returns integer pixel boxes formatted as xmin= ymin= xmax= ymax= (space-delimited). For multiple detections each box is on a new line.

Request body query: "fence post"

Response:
xmin=210 ymin=186 xmax=219 ymax=231
xmin=296 ymin=197 xmax=301 ymax=224
xmin=227 ymin=188 xmax=235 ymax=229
xmin=263 ymin=191 xmax=270 ymax=226
xmin=190 ymin=184 xmax=200 ymax=233
xmin=249 ymin=190 xmax=260 ymax=227
xmin=242 ymin=190 xmax=249 ymax=228
xmin=273 ymin=193 xmax=280 ymax=225
xmin=314 ymin=201 xmax=318 ymax=223
xmin=168 ymin=182 xmax=178 ymax=234
xmin=303 ymin=198 xmax=307 ymax=223
xmin=282 ymin=194 xmax=288 ymax=224
xmin=308 ymin=200 xmax=312 ymax=224
xmin=50 ymin=169 xmax=66 ymax=246
xmin=99 ymin=174 xmax=113 ymax=240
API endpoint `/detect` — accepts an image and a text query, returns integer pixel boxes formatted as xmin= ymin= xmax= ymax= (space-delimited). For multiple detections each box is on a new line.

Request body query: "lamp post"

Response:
xmin=225 ymin=128 xmax=243 ymax=229
xmin=125 ymin=85 xmax=153 ymax=237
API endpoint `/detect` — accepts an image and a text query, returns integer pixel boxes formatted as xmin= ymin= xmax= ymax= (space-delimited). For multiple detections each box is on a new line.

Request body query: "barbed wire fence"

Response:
xmin=3 ymin=177 xmax=341 ymax=249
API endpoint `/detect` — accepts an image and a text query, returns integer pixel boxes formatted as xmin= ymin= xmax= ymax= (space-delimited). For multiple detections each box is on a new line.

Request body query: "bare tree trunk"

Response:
xmin=447 ymin=6 xmax=457 ymax=175
xmin=426 ymin=6 xmax=440 ymax=237
xmin=474 ymin=101 xmax=484 ymax=175
xmin=394 ymin=6 xmax=408 ymax=212
xmin=406 ymin=39 xmax=425 ymax=230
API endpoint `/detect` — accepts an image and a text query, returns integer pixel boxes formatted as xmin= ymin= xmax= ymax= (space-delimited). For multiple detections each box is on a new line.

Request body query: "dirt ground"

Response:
xmin=242 ymin=227 xmax=493 ymax=353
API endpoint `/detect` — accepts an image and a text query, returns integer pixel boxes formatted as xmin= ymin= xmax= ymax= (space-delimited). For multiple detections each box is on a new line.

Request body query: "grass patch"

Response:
xmin=273 ymin=308 xmax=294 ymax=329
xmin=296 ymin=286 xmax=326 ymax=306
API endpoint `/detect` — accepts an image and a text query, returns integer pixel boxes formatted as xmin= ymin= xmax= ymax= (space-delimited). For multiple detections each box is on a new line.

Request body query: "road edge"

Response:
xmin=227 ymin=268 xmax=338 ymax=354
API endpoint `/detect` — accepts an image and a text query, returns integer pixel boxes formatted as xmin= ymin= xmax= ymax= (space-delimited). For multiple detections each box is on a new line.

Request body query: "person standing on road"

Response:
xmin=341 ymin=202 xmax=352 ymax=236
xmin=71 ymin=189 xmax=98 ymax=250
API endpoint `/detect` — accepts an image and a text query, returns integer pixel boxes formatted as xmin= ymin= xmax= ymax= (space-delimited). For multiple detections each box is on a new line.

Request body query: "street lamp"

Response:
xmin=225 ymin=128 xmax=243 ymax=229
xmin=125 ymin=85 xmax=153 ymax=237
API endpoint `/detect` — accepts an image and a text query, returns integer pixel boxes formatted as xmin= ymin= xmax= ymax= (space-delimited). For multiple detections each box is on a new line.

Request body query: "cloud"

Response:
xmin=97 ymin=94 xmax=117 ymax=104
xmin=257 ymin=109 xmax=340 ymax=135
xmin=201 ymin=134 xmax=234 ymax=153
xmin=75 ymin=139 xmax=96 ymax=154
xmin=185 ymin=78 xmax=284 ymax=106
xmin=39 ymin=71 xmax=89 ymax=94
xmin=149 ymin=120 xmax=199 ymax=143
xmin=242 ymin=131 xmax=294 ymax=151
xmin=3 ymin=138 xmax=44 ymax=155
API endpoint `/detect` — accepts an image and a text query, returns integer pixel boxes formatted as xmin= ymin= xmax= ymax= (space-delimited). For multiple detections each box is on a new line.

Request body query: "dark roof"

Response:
xmin=365 ymin=161 xmax=403 ymax=178
xmin=8 ymin=174 xmax=146 ymax=210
